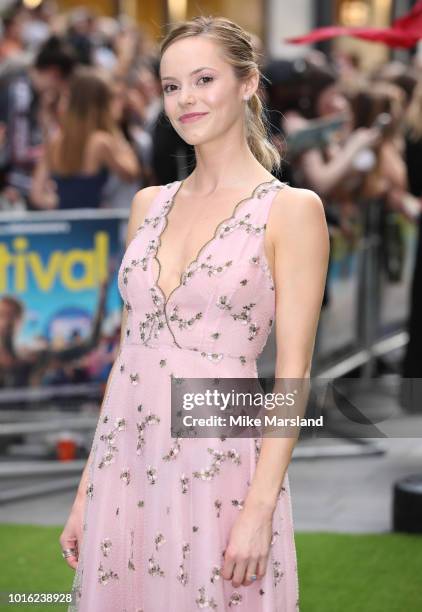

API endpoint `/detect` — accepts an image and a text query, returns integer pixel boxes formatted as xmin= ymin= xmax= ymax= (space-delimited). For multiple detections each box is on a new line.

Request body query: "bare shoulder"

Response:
xmin=86 ymin=130 xmax=113 ymax=153
xmin=268 ymin=184 xmax=327 ymax=239
xmin=125 ymin=185 xmax=162 ymax=247
xmin=45 ymin=131 xmax=61 ymax=162
xmin=274 ymin=183 xmax=325 ymax=220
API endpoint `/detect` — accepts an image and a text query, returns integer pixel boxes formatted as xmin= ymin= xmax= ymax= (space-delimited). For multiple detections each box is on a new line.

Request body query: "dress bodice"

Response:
xmin=117 ymin=178 xmax=287 ymax=366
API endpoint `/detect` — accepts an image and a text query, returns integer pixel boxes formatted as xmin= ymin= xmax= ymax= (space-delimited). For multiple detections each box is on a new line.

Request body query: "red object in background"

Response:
xmin=285 ymin=0 xmax=422 ymax=49
xmin=56 ymin=436 xmax=77 ymax=461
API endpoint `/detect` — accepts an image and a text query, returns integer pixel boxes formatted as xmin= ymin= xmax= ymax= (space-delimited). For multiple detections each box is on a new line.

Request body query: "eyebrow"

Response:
xmin=161 ymin=66 xmax=216 ymax=81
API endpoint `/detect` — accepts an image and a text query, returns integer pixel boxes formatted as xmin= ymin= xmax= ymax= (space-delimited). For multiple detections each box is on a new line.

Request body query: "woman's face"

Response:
xmin=137 ymin=66 xmax=160 ymax=102
xmin=160 ymin=36 xmax=255 ymax=146
xmin=316 ymin=84 xmax=351 ymax=117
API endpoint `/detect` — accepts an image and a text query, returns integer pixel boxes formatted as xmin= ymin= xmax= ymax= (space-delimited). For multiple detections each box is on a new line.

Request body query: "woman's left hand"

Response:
xmin=221 ymin=502 xmax=274 ymax=588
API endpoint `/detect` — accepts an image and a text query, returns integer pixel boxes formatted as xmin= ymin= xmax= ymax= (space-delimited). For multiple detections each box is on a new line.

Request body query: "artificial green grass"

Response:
xmin=0 ymin=525 xmax=420 ymax=611
xmin=296 ymin=532 xmax=422 ymax=612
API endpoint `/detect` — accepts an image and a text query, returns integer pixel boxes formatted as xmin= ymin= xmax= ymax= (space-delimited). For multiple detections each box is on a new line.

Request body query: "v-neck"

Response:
xmin=151 ymin=177 xmax=278 ymax=308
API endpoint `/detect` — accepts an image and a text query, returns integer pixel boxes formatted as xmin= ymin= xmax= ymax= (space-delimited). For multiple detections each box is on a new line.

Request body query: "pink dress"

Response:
xmin=69 ymin=177 xmax=300 ymax=611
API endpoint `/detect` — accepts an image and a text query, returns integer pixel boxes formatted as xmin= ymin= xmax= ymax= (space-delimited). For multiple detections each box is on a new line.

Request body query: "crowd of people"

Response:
xmin=1 ymin=0 xmax=422 ymax=392
xmin=0 ymin=2 xmax=421 ymax=214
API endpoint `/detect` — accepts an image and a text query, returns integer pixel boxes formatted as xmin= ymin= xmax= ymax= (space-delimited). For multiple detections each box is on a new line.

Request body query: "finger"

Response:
xmin=65 ymin=551 xmax=78 ymax=570
xmin=231 ymin=559 xmax=248 ymax=588
xmin=63 ymin=548 xmax=78 ymax=570
xmin=61 ymin=537 xmax=79 ymax=570
xmin=221 ymin=552 xmax=235 ymax=581
xmin=257 ymin=554 xmax=269 ymax=579
xmin=242 ymin=559 xmax=259 ymax=586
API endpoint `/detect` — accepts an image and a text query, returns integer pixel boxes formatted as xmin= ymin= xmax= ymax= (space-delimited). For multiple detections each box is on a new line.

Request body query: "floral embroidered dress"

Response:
xmin=69 ymin=177 xmax=300 ymax=611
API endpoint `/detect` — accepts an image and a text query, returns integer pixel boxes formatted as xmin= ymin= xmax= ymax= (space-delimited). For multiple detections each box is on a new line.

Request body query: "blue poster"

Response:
xmin=0 ymin=210 xmax=127 ymax=392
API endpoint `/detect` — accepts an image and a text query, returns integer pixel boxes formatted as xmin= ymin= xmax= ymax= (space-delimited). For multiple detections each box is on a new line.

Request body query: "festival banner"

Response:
xmin=0 ymin=210 xmax=127 ymax=395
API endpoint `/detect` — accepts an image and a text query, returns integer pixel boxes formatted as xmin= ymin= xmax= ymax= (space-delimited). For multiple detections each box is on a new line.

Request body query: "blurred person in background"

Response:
xmin=263 ymin=58 xmax=381 ymax=308
xmin=331 ymin=49 xmax=363 ymax=88
xmin=30 ymin=65 xmax=140 ymax=209
xmin=125 ymin=58 xmax=164 ymax=184
xmin=369 ymin=63 xmax=421 ymax=221
xmin=274 ymin=59 xmax=381 ymax=199
xmin=100 ymin=74 xmax=145 ymax=208
xmin=20 ymin=0 xmax=56 ymax=53
xmin=65 ymin=7 xmax=95 ymax=65
xmin=400 ymin=77 xmax=422 ymax=405
xmin=0 ymin=1 xmax=26 ymax=62
xmin=346 ymin=78 xmax=422 ymax=385
xmin=0 ymin=34 xmax=77 ymax=209
xmin=90 ymin=15 xmax=120 ymax=71
xmin=372 ymin=61 xmax=419 ymax=109
xmin=346 ymin=80 xmax=412 ymax=216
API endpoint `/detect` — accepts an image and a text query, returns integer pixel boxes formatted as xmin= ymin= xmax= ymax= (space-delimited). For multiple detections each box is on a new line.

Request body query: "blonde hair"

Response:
xmin=160 ymin=15 xmax=281 ymax=173
xmin=406 ymin=80 xmax=422 ymax=141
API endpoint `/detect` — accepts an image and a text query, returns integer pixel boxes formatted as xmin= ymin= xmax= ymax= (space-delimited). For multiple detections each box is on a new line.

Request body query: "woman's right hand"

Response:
xmin=59 ymin=497 xmax=85 ymax=570
xmin=348 ymin=126 xmax=382 ymax=154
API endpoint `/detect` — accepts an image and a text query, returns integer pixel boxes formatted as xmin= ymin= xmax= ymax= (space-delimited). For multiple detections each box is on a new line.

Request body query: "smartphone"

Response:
xmin=372 ymin=112 xmax=392 ymax=134
xmin=285 ymin=113 xmax=348 ymax=156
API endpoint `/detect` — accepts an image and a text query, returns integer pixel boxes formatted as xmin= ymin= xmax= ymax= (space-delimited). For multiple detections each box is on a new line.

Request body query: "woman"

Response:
xmin=346 ymin=81 xmax=408 ymax=206
xmin=401 ymin=78 xmax=422 ymax=408
xmin=100 ymin=75 xmax=146 ymax=209
xmin=30 ymin=66 xmax=140 ymax=209
xmin=266 ymin=59 xmax=377 ymax=310
xmin=280 ymin=61 xmax=381 ymax=200
xmin=62 ymin=17 xmax=329 ymax=611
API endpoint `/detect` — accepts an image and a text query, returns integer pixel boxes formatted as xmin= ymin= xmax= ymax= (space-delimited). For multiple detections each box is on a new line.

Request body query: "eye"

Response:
xmin=198 ymin=75 xmax=214 ymax=85
xmin=162 ymin=83 xmax=178 ymax=94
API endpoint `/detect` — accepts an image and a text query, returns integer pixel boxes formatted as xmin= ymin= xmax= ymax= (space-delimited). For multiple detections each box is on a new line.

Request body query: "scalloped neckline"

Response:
xmin=151 ymin=177 xmax=279 ymax=307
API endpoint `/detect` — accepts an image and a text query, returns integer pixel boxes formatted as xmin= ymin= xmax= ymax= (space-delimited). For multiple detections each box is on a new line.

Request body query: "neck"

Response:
xmin=189 ymin=126 xmax=268 ymax=194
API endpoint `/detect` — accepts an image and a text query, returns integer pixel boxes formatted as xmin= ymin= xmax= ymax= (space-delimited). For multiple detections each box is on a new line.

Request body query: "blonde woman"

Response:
xmin=62 ymin=17 xmax=329 ymax=611
xmin=30 ymin=66 xmax=140 ymax=209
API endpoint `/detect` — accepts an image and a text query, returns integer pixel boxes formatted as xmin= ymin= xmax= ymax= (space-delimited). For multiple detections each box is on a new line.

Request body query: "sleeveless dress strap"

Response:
xmin=138 ymin=181 xmax=180 ymax=233
xmin=251 ymin=179 xmax=288 ymax=227
xmin=241 ymin=179 xmax=288 ymax=291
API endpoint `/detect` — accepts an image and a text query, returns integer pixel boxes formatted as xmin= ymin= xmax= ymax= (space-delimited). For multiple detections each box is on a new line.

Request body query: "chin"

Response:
xmin=185 ymin=133 xmax=208 ymax=144
xmin=174 ymin=127 xmax=209 ymax=146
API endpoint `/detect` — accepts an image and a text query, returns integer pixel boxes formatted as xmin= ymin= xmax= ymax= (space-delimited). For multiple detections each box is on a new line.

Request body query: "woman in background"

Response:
xmin=401 ymin=78 xmax=422 ymax=408
xmin=30 ymin=65 xmax=140 ymax=209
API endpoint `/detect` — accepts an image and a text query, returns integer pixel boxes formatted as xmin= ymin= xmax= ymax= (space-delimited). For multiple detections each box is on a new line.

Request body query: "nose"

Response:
xmin=178 ymin=84 xmax=196 ymax=107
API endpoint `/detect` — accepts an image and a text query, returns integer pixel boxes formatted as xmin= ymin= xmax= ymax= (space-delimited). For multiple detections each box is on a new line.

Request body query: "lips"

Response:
xmin=179 ymin=112 xmax=208 ymax=123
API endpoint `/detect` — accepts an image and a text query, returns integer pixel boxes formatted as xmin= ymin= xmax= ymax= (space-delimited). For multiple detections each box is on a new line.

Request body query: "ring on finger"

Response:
xmin=62 ymin=547 xmax=76 ymax=559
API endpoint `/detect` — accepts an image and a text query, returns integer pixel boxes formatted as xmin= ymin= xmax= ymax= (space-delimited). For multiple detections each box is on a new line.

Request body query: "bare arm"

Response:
xmin=297 ymin=128 xmax=381 ymax=197
xmin=112 ymin=30 xmax=138 ymax=80
xmin=244 ymin=187 xmax=330 ymax=513
xmin=72 ymin=185 xmax=161 ymax=506
xmin=29 ymin=151 xmax=58 ymax=209
xmin=381 ymin=141 xmax=408 ymax=192
xmin=94 ymin=130 xmax=141 ymax=182
xmin=222 ymin=187 xmax=329 ymax=588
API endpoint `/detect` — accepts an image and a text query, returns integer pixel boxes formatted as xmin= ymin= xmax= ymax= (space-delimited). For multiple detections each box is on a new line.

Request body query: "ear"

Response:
xmin=242 ymin=69 xmax=260 ymax=100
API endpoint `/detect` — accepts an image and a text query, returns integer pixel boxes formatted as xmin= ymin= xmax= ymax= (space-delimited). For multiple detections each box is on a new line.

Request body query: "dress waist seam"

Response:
xmin=120 ymin=342 xmax=257 ymax=364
